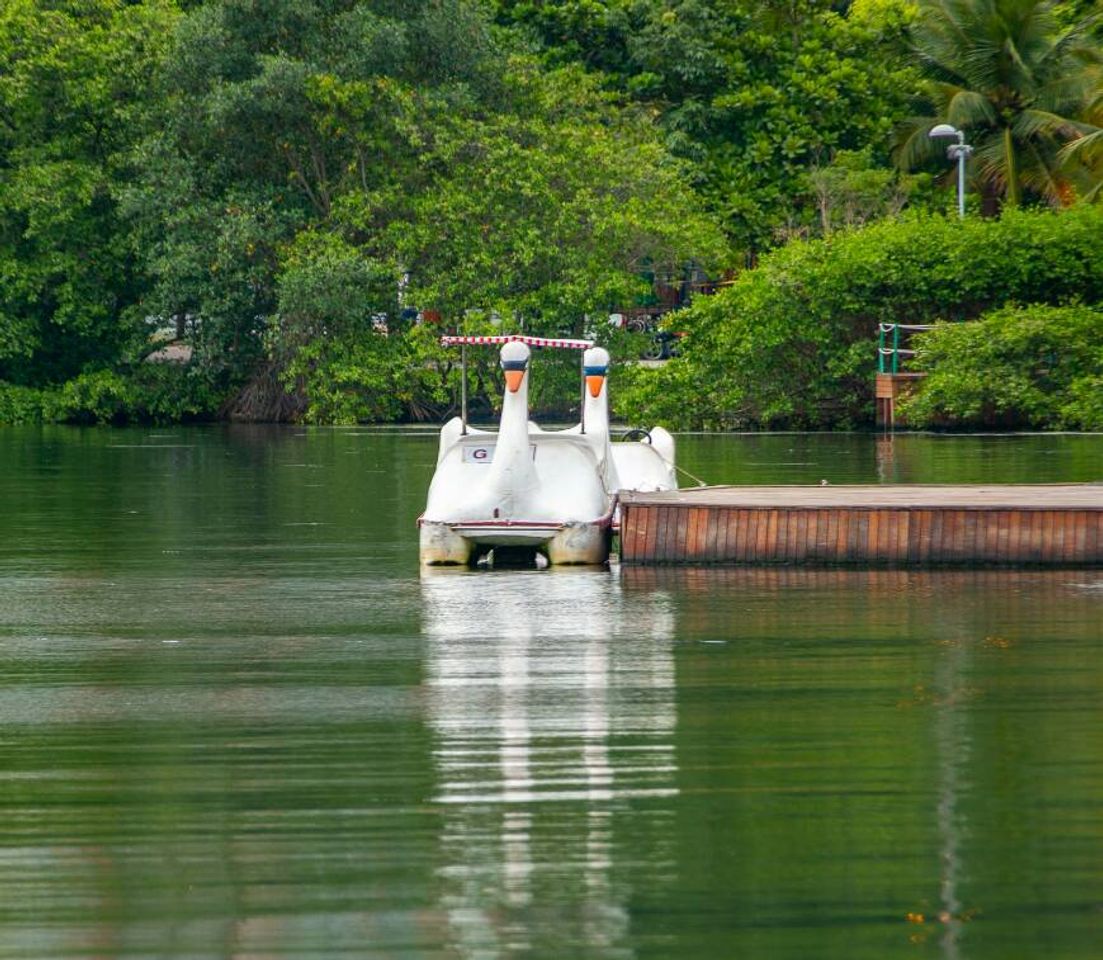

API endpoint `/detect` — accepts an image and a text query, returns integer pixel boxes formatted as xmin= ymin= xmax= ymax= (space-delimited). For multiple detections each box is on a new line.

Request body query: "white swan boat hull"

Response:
xmin=417 ymin=337 xmax=676 ymax=568
xmin=419 ymin=412 xmax=614 ymax=566
xmin=419 ymin=516 xmax=611 ymax=565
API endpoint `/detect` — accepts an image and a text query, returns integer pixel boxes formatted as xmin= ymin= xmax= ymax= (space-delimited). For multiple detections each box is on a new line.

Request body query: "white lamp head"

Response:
xmin=929 ymin=123 xmax=961 ymax=139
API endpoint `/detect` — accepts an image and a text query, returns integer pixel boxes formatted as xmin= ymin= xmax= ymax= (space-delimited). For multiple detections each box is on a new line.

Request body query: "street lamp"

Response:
xmin=929 ymin=124 xmax=973 ymax=219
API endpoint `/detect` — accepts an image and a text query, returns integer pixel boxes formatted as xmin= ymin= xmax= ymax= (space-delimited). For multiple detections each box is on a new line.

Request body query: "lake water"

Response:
xmin=1 ymin=426 xmax=1101 ymax=958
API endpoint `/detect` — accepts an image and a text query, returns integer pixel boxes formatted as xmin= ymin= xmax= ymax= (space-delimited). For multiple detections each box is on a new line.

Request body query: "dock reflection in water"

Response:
xmin=421 ymin=570 xmax=678 ymax=958
xmin=620 ymin=566 xmax=1103 ymax=959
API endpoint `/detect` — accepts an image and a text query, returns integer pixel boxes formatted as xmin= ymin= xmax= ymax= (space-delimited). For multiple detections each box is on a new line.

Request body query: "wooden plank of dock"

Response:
xmin=618 ymin=485 xmax=1103 ymax=567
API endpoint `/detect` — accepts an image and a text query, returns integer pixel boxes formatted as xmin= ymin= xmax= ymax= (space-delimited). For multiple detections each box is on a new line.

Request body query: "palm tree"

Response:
xmin=896 ymin=0 xmax=1102 ymax=210
xmin=1060 ymin=80 xmax=1103 ymax=200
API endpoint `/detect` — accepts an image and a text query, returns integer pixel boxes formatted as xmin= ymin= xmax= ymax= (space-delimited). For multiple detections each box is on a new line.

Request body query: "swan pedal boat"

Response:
xmin=418 ymin=335 xmax=676 ymax=567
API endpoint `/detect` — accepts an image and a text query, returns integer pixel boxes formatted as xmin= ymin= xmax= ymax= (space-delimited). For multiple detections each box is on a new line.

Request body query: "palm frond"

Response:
xmin=1014 ymin=108 xmax=1082 ymax=142
xmin=1080 ymin=178 xmax=1103 ymax=203
xmin=1001 ymin=34 xmax=1037 ymax=91
xmin=924 ymin=80 xmax=970 ymax=114
xmin=958 ymin=38 xmax=1006 ymax=92
xmin=946 ymin=89 xmax=998 ymax=128
xmin=1060 ymin=127 xmax=1103 ymax=165
xmin=1040 ymin=13 xmax=1103 ymax=74
xmin=912 ymin=0 xmax=976 ymax=81
xmin=893 ymin=117 xmax=948 ymax=170
xmin=1019 ymin=138 xmax=1065 ymax=204
xmin=970 ymin=136 xmax=1012 ymax=193
xmin=1032 ymin=72 xmax=1099 ymax=116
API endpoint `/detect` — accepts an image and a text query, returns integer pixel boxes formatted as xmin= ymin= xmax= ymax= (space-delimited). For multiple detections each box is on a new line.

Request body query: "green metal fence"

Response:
xmin=877 ymin=323 xmax=935 ymax=374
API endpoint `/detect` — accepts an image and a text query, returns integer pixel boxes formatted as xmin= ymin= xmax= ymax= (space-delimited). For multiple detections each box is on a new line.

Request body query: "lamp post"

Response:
xmin=929 ymin=124 xmax=973 ymax=219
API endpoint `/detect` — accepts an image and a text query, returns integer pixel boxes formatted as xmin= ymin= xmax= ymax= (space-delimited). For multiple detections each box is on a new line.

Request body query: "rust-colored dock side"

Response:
xmin=618 ymin=485 xmax=1103 ymax=566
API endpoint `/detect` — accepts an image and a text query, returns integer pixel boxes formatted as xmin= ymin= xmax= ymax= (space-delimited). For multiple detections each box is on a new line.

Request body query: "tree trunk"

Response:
xmin=1004 ymin=127 xmax=1021 ymax=208
xmin=980 ymin=183 xmax=1002 ymax=218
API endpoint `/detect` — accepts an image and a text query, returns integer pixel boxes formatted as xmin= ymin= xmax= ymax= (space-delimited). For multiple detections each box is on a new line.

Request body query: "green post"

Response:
xmin=878 ymin=326 xmax=885 ymax=374
xmin=892 ymin=324 xmax=899 ymax=374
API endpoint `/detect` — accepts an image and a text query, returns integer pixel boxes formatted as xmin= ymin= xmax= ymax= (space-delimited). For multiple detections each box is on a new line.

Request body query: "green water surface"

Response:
xmin=0 ymin=426 xmax=1101 ymax=958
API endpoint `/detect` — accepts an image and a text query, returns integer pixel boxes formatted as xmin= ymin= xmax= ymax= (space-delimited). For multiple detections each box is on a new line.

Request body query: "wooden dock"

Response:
xmin=875 ymin=371 xmax=925 ymax=427
xmin=618 ymin=485 xmax=1103 ymax=567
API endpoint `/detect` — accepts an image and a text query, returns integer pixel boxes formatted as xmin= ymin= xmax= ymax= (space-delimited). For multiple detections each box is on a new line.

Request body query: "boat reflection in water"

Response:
xmin=421 ymin=569 xmax=679 ymax=958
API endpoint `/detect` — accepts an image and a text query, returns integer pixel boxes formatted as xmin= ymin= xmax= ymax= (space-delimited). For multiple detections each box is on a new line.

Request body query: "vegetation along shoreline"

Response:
xmin=2 ymin=0 xmax=1101 ymax=431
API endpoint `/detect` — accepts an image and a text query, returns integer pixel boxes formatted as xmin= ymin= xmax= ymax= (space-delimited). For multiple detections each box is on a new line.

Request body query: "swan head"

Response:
xmin=583 ymin=347 xmax=610 ymax=398
xmin=500 ymin=340 xmax=530 ymax=394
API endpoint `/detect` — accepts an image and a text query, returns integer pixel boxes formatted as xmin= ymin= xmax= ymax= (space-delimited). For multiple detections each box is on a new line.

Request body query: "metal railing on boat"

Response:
xmin=440 ymin=334 xmax=596 ymax=436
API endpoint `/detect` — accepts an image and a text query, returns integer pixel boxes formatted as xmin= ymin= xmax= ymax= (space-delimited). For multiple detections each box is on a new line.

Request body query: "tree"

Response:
xmin=122 ymin=0 xmax=727 ymax=421
xmin=366 ymin=63 xmax=729 ymax=328
xmin=293 ymin=57 xmax=728 ymax=417
xmin=1059 ymin=60 xmax=1103 ymax=198
xmin=806 ymin=148 xmax=931 ymax=237
xmin=617 ymin=205 xmax=1103 ymax=429
xmin=492 ymin=0 xmax=635 ymax=70
xmin=895 ymin=0 xmax=1103 ymax=210
xmin=494 ymin=1 xmax=920 ymax=254
xmin=124 ymin=1 xmax=507 ymax=411
xmin=0 ymin=0 xmax=177 ymax=385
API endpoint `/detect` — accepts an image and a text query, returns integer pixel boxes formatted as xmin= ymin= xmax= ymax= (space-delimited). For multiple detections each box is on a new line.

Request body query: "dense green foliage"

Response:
xmin=0 ymin=363 xmax=220 ymax=424
xmin=900 ymin=303 xmax=1103 ymax=429
xmin=618 ymin=205 xmax=1103 ymax=428
xmin=0 ymin=0 xmax=176 ymax=385
xmin=495 ymin=0 xmax=923 ymax=252
xmin=2 ymin=0 xmax=727 ymax=424
xmin=1 ymin=0 xmax=1100 ymax=427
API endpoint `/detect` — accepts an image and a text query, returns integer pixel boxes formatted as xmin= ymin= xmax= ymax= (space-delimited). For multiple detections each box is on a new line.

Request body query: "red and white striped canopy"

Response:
xmin=440 ymin=334 xmax=594 ymax=349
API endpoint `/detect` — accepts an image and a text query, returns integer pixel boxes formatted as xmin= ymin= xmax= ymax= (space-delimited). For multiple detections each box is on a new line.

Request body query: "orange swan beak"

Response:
xmin=504 ymin=369 xmax=525 ymax=393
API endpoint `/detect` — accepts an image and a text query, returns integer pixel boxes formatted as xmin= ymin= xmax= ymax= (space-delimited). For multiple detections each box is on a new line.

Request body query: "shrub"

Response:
xmin=901 ymin=304 xmax=1103 ymax=430
xmin=0 ymin=383 xmax=65 ymax=424
xmin=126 ymin=363 xmax=225 ymax=422
xmin=56 ymin=371 xmax=136 ymax=423
xmin=0 ymin=365 xmax=224 ymax=425
xmin=619 ymin=206 xmax=1103 ymax=429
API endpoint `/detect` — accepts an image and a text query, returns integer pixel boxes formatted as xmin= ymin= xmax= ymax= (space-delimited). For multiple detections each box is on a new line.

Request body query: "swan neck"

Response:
xmin=583 ymin=388 xmax=609 ymax=437
xmin=499 ymin=381 xmax=530 ymax=446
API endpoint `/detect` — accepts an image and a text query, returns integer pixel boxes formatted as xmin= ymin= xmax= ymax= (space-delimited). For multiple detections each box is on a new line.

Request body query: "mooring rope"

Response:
xmin=673 ymin=462 xmax=709 ymax=488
